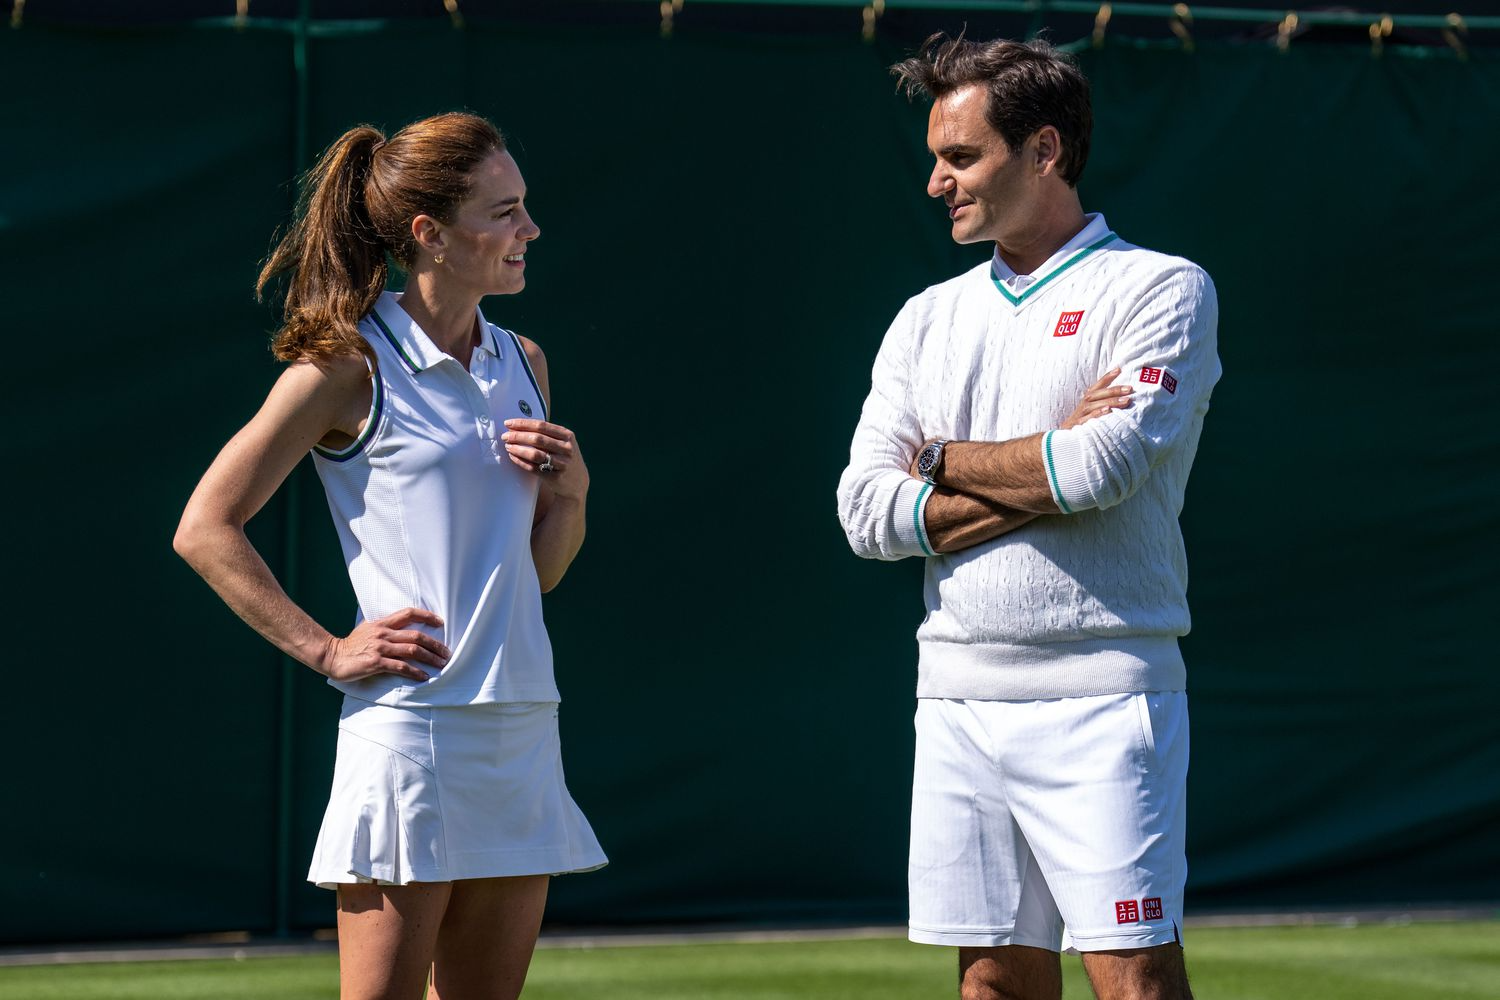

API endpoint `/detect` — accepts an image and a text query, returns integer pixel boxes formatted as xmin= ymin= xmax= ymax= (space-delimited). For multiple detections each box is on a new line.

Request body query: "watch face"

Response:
xmin=918 ymin=444 xmax=940 ymax=476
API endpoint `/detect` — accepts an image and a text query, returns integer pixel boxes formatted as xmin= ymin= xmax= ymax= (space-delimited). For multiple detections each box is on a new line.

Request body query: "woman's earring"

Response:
xmin=434 ymin=253 xmax=446 ymax=265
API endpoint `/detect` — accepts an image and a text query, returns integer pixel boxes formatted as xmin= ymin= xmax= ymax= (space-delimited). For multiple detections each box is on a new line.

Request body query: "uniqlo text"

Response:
xmin=1053 ymin=310 xmax=1085 ymax=337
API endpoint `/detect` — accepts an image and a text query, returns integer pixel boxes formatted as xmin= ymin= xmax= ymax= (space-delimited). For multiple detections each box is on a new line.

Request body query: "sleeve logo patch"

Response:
xmin=1053 ymin=310 xmax=1085 ymax=337
xmin=1143 ymin=897 xmax=1164 ymax=920
xmin=1139 ymin=367 xmax=1179 ymax=394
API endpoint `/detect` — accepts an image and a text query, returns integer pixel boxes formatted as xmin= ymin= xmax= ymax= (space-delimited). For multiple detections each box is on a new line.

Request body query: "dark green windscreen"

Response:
xmin=4 ymin=20 xmax=1496 ymax=942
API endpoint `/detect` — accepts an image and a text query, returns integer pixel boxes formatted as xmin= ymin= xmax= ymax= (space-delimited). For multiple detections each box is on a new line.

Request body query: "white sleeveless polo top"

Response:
xmin=311 ymin=291 xmax=558 ymax=707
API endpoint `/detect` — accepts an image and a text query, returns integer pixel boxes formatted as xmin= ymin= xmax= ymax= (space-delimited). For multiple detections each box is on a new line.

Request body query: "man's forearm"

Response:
xmin=923 ymin=487 xmax=1041 ymax=553
xmin=938 ymin=434 xmax=1061 ymax=514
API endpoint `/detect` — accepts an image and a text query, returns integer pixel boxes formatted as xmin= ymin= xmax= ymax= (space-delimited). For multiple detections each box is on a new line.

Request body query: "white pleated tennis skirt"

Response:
xmin=307 ymin=697 xmax=608 ymax=889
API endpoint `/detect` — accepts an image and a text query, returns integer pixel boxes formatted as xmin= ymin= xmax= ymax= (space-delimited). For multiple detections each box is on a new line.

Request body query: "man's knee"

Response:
xmin=1080 ymin=944 xmax=1192 ymax=1000
xmin=958 ymin=945 xmax=1063 ymax=1000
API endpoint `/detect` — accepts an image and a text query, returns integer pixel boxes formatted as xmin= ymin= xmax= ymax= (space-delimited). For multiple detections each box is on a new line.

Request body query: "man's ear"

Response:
xmin=1032 ymin=125 xmax=1063 ymax=177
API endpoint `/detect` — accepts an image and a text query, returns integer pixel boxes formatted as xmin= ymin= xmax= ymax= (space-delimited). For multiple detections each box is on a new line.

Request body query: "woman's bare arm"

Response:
xmin=499 ymin=338 xmax=588 ymax=593
xmin=174 ymin=356 xmax=448 ymax=681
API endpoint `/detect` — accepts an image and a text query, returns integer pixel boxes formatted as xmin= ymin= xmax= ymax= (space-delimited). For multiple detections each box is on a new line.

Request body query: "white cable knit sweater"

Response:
xmin=836 ymin=215 xmax=1220 ymax=699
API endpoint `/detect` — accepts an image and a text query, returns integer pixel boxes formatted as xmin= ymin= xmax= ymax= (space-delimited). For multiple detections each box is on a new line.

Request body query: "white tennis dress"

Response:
xmin=305 ymin=291 xmax=606 ymax=887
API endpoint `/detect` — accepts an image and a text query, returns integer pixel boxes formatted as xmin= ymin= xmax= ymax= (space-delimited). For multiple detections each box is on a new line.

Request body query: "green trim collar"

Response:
xmin=369 ymin=309 xmax=423 ymax=374
xmin=991 ymin=232 xmax=1119 ymax=306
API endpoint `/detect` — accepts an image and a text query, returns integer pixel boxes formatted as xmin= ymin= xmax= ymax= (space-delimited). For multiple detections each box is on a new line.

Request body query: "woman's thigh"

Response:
xmin=429 ymin=875 xmax=551 ymax=1000
xmin=337 ymin=881 xmax=453 ymax=1000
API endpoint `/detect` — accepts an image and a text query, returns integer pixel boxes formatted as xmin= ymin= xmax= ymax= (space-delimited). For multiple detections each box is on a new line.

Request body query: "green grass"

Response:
xmin=1 ymin=922 xmax=1495 ymax=1000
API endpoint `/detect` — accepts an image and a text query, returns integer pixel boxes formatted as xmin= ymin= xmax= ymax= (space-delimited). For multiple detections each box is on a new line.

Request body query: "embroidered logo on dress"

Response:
xmin=1140 ymin=367 xmax=1179 ymax=394
xmin=1143 ymin=897 xmax=1164 ymax=921
xmin=518 ymin=400 xmax=533 ymax=416
xmin=1115 ymin=900 xmax=1140 ymax=924
xmin=1053 ymin=310 xmax=1085 ymax=337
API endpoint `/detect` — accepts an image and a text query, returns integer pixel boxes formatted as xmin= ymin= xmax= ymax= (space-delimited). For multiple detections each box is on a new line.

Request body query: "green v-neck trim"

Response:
xmin=991 ymin=232 xmax=1119 ymax=306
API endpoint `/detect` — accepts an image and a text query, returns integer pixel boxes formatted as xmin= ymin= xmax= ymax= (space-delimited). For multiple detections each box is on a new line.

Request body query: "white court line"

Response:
xmin=2 ymin=908 xmax=1495 ymax=968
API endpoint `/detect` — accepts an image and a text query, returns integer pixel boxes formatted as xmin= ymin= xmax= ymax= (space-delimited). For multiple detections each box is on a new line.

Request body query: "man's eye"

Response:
xmin=494 ymin=209 xmax=514 ymax=219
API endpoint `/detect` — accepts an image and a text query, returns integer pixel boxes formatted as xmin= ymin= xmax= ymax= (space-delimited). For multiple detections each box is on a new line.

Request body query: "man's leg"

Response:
xmin=1081 ymin=944 xmax=1193 ymax=1000
xmin=1003 ymin=693 xmax=1192 ymax=1000
xmin=959 ymin=945 xmax=1062 ymax=1000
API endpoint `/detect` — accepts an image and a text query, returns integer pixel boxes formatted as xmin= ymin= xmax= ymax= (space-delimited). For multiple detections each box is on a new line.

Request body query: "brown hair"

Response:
xmin=257 ymin=112 xmax=507 ymax=363
xmin=891 ymin=34 xmax=1092 ymax=188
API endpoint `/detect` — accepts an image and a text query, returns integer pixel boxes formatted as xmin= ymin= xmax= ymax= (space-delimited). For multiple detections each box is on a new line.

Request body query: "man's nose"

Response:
xmin=927 ymin=163 xmax=953 ymax=199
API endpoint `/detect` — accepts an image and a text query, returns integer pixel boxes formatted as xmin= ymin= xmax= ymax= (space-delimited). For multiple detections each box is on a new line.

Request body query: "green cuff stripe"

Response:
xmin=1043 ymin=431 xmax=1072 ymax=514
xmin=914 ymin=482 xmax=934 ymax=557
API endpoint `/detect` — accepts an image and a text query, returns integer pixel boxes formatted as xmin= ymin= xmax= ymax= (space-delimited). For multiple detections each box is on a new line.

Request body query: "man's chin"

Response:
xmin=949 ymin=225 xmax=988 ymax=246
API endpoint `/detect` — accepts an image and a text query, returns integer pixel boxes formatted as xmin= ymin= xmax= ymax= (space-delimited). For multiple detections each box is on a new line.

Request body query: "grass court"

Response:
xmin=2 ymin=920 xmax=1495 ymax=999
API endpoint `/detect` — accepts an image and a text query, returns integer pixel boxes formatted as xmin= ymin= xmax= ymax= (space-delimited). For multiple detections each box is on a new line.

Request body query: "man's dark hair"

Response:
xmin=892 ymin=34 xmax=1093 ymax=188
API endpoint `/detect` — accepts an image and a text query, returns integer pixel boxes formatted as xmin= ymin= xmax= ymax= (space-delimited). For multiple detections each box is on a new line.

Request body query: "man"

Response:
xmin=836 ymin=34 xmax=1220 ymax=1000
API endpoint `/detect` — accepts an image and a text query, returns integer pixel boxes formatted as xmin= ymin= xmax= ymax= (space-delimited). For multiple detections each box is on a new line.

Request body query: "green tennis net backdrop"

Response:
xmin=5 ymin=13 xmax=1498 ymax=942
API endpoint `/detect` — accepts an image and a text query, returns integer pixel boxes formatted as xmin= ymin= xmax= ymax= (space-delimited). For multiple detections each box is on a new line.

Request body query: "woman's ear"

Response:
xmin=411 ymin=214 xmax=446 ymax=257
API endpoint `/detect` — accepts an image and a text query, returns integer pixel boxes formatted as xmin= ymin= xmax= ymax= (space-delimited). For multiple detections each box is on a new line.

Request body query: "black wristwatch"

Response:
xmin=916 ymin=439 xmax=949 ymax=485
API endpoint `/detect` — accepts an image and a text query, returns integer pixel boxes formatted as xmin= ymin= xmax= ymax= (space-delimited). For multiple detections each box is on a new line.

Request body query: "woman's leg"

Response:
xmin=428 ymin=875 xmax=551 ymax=1000
xmin=337 ymin=881 xmax=453 ymax=1000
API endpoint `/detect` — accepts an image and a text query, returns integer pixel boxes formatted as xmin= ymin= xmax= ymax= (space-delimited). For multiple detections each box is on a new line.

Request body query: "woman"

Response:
xmin=174 ymin=112 xmax=606 ymax=1000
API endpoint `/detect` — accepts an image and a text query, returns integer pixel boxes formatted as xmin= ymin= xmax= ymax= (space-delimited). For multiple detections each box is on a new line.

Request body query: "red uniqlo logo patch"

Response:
xmin=1140 ymin=367 xmax=1180 ymax=394
xmin=1143 ymin=897 xmax=1164 ymax=920
xmin=1115 ymin=900 xmax=1140 ymax=924
xmin=1053 ymin=310 xmax=1085 ymax=337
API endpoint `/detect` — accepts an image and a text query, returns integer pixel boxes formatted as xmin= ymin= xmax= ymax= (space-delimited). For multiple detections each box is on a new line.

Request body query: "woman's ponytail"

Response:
xmin=257 ymin=125 xmax=388 ymax=364
xmin=256 ymin=112 xmax=506 ymax=365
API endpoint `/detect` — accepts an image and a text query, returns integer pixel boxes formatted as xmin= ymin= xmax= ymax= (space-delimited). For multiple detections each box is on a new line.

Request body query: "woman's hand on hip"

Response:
xmin=1060 ymin=367 xmax=1133 ymax=430
xmin=317 ymin=607 xmax=450 ymax=683
xmin=501 ymin=419 xmax=589 ymax=500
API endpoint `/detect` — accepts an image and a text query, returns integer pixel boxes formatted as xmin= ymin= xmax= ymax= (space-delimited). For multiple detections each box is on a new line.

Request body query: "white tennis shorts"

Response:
xmin=908 ymin=693 xmax=1188 ymax=953
xmin=307 ymin=697 xmax=608 ymax=889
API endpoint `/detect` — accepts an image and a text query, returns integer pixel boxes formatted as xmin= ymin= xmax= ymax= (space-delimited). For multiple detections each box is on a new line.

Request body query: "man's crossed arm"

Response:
xmin=912 ymin=370 xmax=1130 ymax=554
